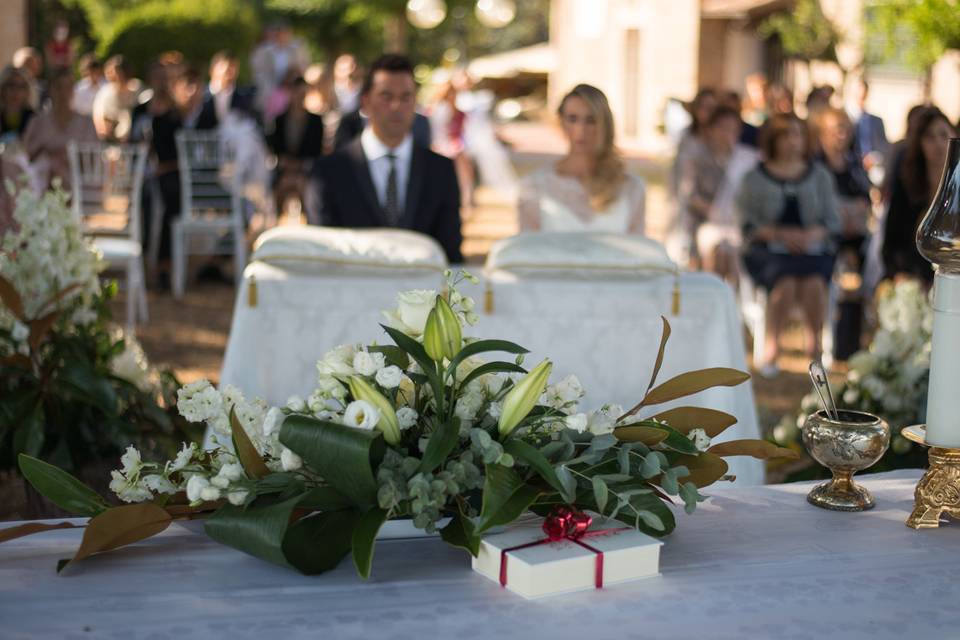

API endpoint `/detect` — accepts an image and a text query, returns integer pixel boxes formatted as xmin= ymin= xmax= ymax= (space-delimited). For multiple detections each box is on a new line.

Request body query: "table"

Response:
xmin=3 ymin=470 xmax=956 ymax=639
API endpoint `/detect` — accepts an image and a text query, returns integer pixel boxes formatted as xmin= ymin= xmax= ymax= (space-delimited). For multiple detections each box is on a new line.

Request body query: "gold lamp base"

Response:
xmin=901 ymin=425 xmax=960 ymax=529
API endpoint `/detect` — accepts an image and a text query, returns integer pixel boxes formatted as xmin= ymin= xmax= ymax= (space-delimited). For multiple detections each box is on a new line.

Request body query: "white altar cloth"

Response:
xmin=3 ymin=470 xmax=955 ymax=639
xmin=218 ymin=264 xmax=762 ymax=484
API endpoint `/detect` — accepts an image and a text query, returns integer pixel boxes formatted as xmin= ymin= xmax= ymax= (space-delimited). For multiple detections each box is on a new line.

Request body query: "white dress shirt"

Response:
xmin=360 ymin=126 xmax=413 ymax=217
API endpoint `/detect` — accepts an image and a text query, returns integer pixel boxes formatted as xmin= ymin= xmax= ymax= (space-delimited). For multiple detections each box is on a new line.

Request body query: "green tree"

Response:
xmin=758 ymin=0 xmax=848 ymax=87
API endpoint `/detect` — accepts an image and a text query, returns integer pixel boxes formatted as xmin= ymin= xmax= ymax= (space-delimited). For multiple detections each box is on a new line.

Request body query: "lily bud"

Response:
xmin=348 ymin=376 xmax=401 ymax=444
xmin=423 ymin=295 xmax=462 ymax=362
xmin=498 ymin=359 xmax=552 ymax=437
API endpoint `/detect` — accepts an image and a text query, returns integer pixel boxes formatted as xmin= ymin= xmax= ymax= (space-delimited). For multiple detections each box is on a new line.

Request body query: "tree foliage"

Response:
xmin=868 ymin=0 xmax=960 ymax=71
xmin=758 ymin=0 xmax=843 ymax=66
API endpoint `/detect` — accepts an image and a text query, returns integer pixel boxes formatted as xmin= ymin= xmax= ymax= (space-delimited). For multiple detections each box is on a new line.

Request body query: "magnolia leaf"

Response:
xmin=476 ymin=464 xmax=540 ymax=533
xmin=420 ymin=418 xmax=461 ymax=474
xmin=641 ymin=368 xmax=751 ymax=407
xmin=440 ymin=509 xmax=480 ymax=556
xmin=282 ymin=509 xmax=358 ymax=575
xmin=0 ymin=521 xmax=81 ymax=544
xmin=645 ymin=316 xmax=672 ymax=395
xmin=708 ymin=439 xmax=800 ymax=460
xmin=351 ymin=507 xmax=388 ymax=579
xmin=63 ymin=504 xmax=171 ymax=571
xmin=230 ymin=407 xmax=270 ymax=480
xmin=18 ymin=454 xmax=108 ymax=517
xmin=670 ymin=453 xmax=729 ymax=488
xmin=503 ymin=439 xmax=566 ymax=497
xmin=205 ymin=494 xmax=304 ymax=569
xmin=28 ymin=310 xmax=60 ymax=352
xmin=0 ymin=274 xmax=25 ymax=320
xmin=649 ymin=406 xmax=738 ymax=437
xmin=58 ymin=358 xmax=117 ymax=414
xmin=614 ymin=425 xmax=669 ymax=446
xmin=280 ymin=415 xmax=384 ymax=506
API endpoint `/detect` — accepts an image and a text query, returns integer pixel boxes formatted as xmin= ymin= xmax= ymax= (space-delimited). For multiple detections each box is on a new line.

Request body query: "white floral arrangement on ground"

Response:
xmin=6 ymin=270 xmax=794 ymax=578
xmin=775 ymin=280 xmax=932 ymax=463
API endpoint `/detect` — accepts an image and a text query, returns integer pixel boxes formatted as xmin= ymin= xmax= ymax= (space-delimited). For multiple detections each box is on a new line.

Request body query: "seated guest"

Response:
xmin=72 ymin=54 xmax=106 ymax=117
xmin=518 ymin=83 xmax=645 ymax=234
xmin=677 ymin=106 xmax=757 ymax=287
xmin=0 ymin=66 xmax=34 ymax=142
xmin=882 ymin=106 xmax=955 ymax=285
xmin=309 ymin=54 xmax=463 ymax=263
xmin=333 ymin=98 xmax=432 ymax=151
xmin=849 ymin=79 xmax=888 ymax=182
xmin=738 ymin=113 xmax=841 ymax=376
xmin=23 ymin=68 xmax=98 ymax=189
xmin=304 ymin=63 xmax=341 ymax=154
xmin=267 ymin=76 xmax=324 ymax=216
xmin=93 ymin=55 xmax=142 ymax=142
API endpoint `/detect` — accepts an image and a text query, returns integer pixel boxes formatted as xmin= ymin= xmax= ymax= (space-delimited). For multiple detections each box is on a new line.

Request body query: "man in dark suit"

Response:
xmin=850 ymin=79 xmax=888 ymax=182
xmin=309 ymin=54 xmax=463 ymax=263
xmin=333 ymin=107 xmax=432 ymax=151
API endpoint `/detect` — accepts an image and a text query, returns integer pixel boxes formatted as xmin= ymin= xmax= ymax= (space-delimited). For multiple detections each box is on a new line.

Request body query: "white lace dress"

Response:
xmin=517 ymin=167 xmax=647 ymax=234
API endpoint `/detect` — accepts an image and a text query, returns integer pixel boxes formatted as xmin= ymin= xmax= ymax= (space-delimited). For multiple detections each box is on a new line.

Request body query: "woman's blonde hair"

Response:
xmin=558 ymin=84 xmax=626 ymax=210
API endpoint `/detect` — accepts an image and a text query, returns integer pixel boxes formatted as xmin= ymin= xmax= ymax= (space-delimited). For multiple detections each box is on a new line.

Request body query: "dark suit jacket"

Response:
xmin=309 ymin=136 xmax=463 ymax=264
xmin=267 ymin=110 xmax=324 ymax=160
xmin=333 ymin=109 xmax=432 ymax=152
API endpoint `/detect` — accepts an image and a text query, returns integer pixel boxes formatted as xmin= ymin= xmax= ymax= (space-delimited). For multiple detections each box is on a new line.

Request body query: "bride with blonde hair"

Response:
xmin=518 ymin=84 xmax=646 ymax=233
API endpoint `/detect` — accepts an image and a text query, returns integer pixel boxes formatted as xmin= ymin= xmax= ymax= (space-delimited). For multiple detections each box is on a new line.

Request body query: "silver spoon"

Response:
xmin=808 ymin=360 xmax=839 ymax=421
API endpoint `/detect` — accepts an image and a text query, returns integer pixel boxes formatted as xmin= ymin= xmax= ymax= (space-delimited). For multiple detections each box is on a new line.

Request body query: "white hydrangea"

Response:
xmin=109 ymin=470 xmax=152 ymax=503
xmin=168 ymin=442 xmax=198 ymax=472
xmin=541 ymin=375 xmax=584 ymax=413
xmin=177 ymin=380 xmax=225 ymax=424
xmin=142 ymin=474 xmax=178 ymax=495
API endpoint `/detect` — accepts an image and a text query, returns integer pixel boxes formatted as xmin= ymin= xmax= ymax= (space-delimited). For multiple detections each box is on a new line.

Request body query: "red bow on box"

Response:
xmin=499 ymin=506 xmax=622 ymax=590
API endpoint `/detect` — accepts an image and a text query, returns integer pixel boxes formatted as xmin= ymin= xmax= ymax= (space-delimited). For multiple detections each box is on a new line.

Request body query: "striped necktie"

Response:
xmin=384 ymin=152 xmax=400 ymax=225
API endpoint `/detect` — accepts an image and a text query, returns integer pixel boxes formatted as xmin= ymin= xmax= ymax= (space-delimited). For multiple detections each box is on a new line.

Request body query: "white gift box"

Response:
xmin=471 ymin=521 xmax=662 ymax=599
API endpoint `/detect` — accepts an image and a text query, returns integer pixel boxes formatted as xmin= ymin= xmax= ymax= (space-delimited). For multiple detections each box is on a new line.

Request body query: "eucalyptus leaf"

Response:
xmin=640 ymin=454 xmax=661 ymax=479
xmin=591 ymin=476 xmax=609 ymax=514
xmin=18 ymin=454 xmax=108 ymax=517
xmin=635 ymin=509 xmax=665 ymax=532
xmin=555 ymin=465 xmax=578 ymax=503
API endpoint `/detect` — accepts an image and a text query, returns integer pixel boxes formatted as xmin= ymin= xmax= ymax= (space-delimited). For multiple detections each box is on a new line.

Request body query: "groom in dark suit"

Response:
xmin=308 ymin=54 xmax=463 ymax=263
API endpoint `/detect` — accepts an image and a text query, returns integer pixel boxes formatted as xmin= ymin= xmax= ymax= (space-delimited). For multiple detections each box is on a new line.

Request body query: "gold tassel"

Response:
xmin=672 ymin=272 xmax=680 ymax=316
xmin=484 ymin=281 xmax=494 ymax=314
xmin=248 ymin=274 xmax=258 ymax=308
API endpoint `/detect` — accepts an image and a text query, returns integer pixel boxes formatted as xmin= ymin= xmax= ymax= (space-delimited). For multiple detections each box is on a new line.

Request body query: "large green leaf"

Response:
xmin=279 ymin=415 xmax=384 ymax=507
xmin=57 ymin=357 xmax=117 ymax=414
xmin=381 ymin=324 xmax=434 ymax=375
xmin=12 ymin=403 xmax=45 ymax=459
xmin=18 ymin=454 xmax=108 ymax=517
xmin=351 ymin=507 xmax=388 ymax=578
xmin=503 ymin=439 xmax=567 ymax=498
xmin=367 ymin=345 xmax=409 ymax=369
xmin=420 ymin=418 xmax=461 ymax=474
xmin=440 ymin=508 xmax=480 ymax=556
xmin=476 ymin=464 xmax=540 ymax=533
xmin=204 ymin=494 xmax=304 ymax=569
xmin=458 ymin=361 xmax=527 ymax=390
xmin=282 ymin=509 xmax=358 ymax=575
xmin=297 ymin=486 xmax=354 ymax=511
xmin=446 ymin=339 xmax=529 ymax=378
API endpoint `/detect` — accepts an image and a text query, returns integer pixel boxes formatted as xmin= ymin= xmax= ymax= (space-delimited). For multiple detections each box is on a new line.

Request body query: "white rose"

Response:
xmin=280 ymin=448 xmax=303 ymax=471
xmin=565 ymin=413 xmax=588 ymax=433
xmin=687 ymin=428 xmax=711 ymax=452
xmin=286 ymin=395 xmax=306 ymax=412
xmin=375 ymin=365 xmax=403 ymax=389
xmin=391 ymin=289 xmax=437 ymax=336
xmin=186 ymin=475 xmax=210 ymax=502
xmin=262 ymin=407 xmax=285 ymax=437
xmin=317 ymin=345 xmax=356 ymax=376
xmin=396 ymin=406 xmax=419 ymax=430
xmin=353 ymin=350 xmax=386 ymax=377
xmin=343 ymin=400 xmax=381 ymax=430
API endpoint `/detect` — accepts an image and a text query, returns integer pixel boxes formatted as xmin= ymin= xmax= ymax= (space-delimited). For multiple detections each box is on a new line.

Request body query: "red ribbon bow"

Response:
xmin=499 ymin=506 xmax=618 ymax=590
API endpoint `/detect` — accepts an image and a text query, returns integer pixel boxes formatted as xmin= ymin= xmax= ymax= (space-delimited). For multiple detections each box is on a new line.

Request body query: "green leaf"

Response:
xmin=440 ymin=508 xmax=480 ymax=556
xmin=446 ymin=339 xmax=529 ymax=379
xmin=204 ymin=494 xmax=304 ymax=569
xmin=12 ymin=403 xmax=44 ymax=458
xmin=555 ymin=465 xmax=578 ymax=503
xmin=420 ymin=418 xmax=461 ymax=474
xmin=57 ymin=357 xmax=117 ymax=414
xmin=279 ymin=415 xmax=384 ymax=506
xmin=367 ymin=345 xmax=409 ymax=369
xmin=640 ymin=453 xmax=661 ymax=478
xmin=282 ymin=509 xmax=359 ymax=575
xmin=351 ymin=507 xmax=388 ymax=578
xmin=230 ymin=406 xmax=270 ymax=479
xmin=476 ymin=464 xmax=540 ymax=533
xmin=297 ymin=486 xmax=354 ymax=511
xmin=18 ymin=454 xmax=108 ymax=517
xmin=381 ymin=324 xmax=434 ymax=376
xmin=592 ymin=476 xmax=609 ymax=514
xmin=459 ymin=361 xmax=527 ymax=390
xmin=503 ymin=439 xmax=567 ymax=498
xmin=636 ymin=510 xmax=664 ymax=532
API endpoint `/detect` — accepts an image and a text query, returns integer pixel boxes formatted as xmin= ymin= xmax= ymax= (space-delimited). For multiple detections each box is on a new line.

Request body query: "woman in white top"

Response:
xmin=518 ymin=84 xmax=646 ymax=234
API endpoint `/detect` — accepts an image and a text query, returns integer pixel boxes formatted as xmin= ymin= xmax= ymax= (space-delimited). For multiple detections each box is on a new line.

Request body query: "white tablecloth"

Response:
xmin=3 ymin=470 xmax=955 ymax=639
xmin=220 ymin=264 xmax=762 ymax=484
